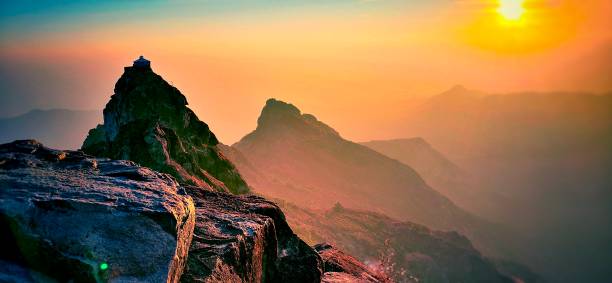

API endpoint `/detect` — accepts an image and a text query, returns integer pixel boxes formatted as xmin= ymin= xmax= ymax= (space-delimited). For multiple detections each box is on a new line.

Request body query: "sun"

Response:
xmin=498 ymin=0 xmax=525 ymax=20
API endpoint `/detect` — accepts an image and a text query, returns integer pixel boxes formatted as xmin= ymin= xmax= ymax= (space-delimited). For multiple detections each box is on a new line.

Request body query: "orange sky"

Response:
xmin=1 ymin=0 xmax=610 ymax=143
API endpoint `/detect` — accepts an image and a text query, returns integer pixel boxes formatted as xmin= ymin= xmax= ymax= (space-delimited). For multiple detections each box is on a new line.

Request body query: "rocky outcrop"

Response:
xmin=0 ymin=140 xmax=324 ymax=283
xmin=314 ymin=243 xmax=389 ymax=283
xmin=181 ymin=186 xmax=322 ymax=282
xmin=82 ymin=64 xmax=248 ymax=194
xmin=0 ymin=140 xmax=196 ymax=282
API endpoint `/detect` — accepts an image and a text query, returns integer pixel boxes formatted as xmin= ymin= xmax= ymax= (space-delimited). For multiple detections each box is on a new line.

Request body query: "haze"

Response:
xmin=1 ymin=0 xmax=611 ymax=143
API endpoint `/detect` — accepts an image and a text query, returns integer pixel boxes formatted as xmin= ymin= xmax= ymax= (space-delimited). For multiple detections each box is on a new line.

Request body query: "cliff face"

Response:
xmin=0 ymin=140 xmax=196 ymax=283
xmin=82 ymin=66 xmax=248 ymax=194
xmin=181 ymin=186 xmax=323 ymax=283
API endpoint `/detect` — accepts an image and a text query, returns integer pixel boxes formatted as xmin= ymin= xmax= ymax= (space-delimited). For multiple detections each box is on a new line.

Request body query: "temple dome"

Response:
xmin=133 ymin=55 xmax=151 ymax=68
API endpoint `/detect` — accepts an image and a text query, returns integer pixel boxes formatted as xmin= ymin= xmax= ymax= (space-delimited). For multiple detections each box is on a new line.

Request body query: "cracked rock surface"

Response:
xmin=0 ymin=140 xmax=196 ymax=283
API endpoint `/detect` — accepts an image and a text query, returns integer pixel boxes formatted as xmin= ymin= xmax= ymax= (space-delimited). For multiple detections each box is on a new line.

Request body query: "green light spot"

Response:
xmin=100 ymin=263 xmax=108 ymax=271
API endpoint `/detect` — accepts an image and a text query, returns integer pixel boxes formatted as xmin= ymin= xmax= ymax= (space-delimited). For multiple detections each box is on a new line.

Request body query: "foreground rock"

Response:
xmin=1 ymin=140 xmax=324 ymax=283
xmin=314 ymin=243 xmax=389 ymax=283
xmin=0 ymin=140 xmax=196 ymax=282
xmin=82 ymin=58 xmax=248 ymax=194
xmin=181 ymin=186 xmax=322 ymax=282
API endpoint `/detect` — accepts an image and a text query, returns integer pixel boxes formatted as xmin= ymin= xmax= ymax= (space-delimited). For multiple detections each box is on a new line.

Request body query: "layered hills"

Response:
xmin=360 ymin=138 xmax=463 ymax=187
xmin=360 ymin=138 xmax=502 ymax=218
xmin=395 ymin=86 xmax=612 ymax=282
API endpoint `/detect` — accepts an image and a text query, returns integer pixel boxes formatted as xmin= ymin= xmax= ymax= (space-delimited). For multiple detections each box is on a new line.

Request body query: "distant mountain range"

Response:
xmin=400 ymin=85 xmax=612 ymax=162
xmin=396 ymin=86 xmax=612 ymax=283
xmin=0 ymin=109 xmax=101 ymax=150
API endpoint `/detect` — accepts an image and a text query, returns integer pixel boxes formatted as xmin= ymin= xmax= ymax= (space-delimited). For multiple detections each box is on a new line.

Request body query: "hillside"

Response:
xmin=360 ymin=138 xmax=505 ymax=218
xmin=277 ymin=200 xmax=539 ymax=283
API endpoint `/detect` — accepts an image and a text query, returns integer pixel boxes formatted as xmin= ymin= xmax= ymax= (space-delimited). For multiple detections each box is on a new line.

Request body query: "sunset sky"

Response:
xmin=1 ymin=0 xmax=611 ymax=143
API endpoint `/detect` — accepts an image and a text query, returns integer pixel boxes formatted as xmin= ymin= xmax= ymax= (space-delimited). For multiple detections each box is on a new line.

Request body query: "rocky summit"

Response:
xmin=82 ymin=63 xmax=248 ymax=194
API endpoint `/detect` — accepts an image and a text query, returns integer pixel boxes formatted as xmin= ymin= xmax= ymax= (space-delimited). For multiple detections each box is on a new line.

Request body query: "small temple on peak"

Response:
xmin=133 ymin=55 xmax=151 ymax=69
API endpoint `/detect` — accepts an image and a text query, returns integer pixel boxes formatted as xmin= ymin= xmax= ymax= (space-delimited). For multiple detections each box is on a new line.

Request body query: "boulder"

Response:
xmin=0 ymin=140 xmax=196 ymax=283
xmin=181 ymin=186 xmax=322 ymax=282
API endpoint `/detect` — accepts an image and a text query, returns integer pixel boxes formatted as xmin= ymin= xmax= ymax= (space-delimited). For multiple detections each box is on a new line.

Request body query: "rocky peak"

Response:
xmin=240 ymin=98 xmax=339 ymax=143
xmin=104 ymin=65 xmax=196 ymax=142
xmin=257 ymin=98 xmax=302 ymax=126
xmin=82 ymin=59 xmax=248 ymax=194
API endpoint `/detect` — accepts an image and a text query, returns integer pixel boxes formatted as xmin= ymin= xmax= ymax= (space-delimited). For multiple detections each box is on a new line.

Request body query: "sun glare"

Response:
xmin=498 ymin=0 xmax=525 ymax=20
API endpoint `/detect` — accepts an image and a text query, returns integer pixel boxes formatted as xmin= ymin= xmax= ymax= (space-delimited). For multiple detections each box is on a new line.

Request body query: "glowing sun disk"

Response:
xmin=498 ymin=0 xmax=525 ymax=20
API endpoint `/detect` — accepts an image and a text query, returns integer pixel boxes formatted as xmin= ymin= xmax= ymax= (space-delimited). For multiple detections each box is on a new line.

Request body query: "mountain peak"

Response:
xmin=441 ymin=84 xmax=487 ymax=97
xmin=82 ymin=59 xmax=248 ymax=194
xmin=247 ymin=98 xmax=339 ymax=140
xmin=258 ymin=98 xmax=302 ymax=125
xmin=264 ymin=98 xmax=300 ymax=113
xmin=449 ymin=84 xmax=467 ymax=92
